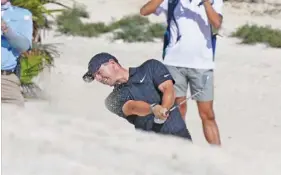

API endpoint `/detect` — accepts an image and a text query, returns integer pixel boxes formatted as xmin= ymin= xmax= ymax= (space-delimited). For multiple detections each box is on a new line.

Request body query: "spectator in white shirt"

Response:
xmin=140 ymin=0 xmax=223 ymax=146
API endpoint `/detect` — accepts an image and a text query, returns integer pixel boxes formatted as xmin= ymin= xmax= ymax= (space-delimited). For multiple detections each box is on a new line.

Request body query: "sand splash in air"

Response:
xmin=2 ymin=0 xmax=281 ymax=174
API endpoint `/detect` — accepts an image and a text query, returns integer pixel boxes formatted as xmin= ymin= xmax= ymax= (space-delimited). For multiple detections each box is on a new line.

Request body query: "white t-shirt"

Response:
xmin=154 ymin=0 xmax=223 ymax=69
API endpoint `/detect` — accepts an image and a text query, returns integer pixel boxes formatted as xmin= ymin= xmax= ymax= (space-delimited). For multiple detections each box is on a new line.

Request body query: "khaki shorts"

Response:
xmin=166 ymin=65 xmax=214 ymax=101
xmin=1 ymin=73 xmax=24 ymax=106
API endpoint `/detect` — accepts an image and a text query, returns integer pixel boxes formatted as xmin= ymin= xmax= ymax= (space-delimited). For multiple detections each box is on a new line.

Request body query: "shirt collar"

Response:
xmin=129 ymin=67 xmax=137 ymax=77
xmin=112 ymin=68 xmax=137 ymax=89
xmin=128 ymin=67 xmax=146 ymax=84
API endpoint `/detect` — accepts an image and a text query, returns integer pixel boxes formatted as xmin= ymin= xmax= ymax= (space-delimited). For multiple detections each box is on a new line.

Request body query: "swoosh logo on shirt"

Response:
xmin=164 ymin=74 xmax=170 ymax=77
xmin=140 ymin=74 xmax=146 ymax=83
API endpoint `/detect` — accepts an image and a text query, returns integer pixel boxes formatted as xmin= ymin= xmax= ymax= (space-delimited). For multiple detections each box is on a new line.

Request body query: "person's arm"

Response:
xmin=150 ymin=59 xmax=176 ymax=111
xmin=105 ymin=89 xmax=152 ymax=118
xmin=157 ymin=80 xmax=175 ymax=110
xmin=201 ymin=0 xmax=223 ymax=29
xmin=2 ymin=11 xmax=33 ymax=53
xmin=122 ymin=100 xmax=152 ymax=116
xmin=140 ymin=0 xmax=167 ymax=16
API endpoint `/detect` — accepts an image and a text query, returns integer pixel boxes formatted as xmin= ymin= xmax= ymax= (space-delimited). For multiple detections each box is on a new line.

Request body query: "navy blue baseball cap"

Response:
xmin=82 ymin=52 xmax=119 ymax=82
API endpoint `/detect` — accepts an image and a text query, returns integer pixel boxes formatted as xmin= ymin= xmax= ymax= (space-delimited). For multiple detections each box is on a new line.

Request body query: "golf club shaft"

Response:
xmin=168 ymin=89 xmax=204 ymax=112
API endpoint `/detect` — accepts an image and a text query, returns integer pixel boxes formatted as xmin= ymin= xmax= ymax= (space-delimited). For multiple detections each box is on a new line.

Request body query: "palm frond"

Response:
xmin=20 ymin=42 xmax=61 ymax=84
xmin=11 ymin=0 xmax=74 ymax=98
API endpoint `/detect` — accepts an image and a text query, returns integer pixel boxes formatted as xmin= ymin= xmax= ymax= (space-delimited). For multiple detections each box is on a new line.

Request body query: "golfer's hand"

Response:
xmin=152 ymin=105 xmax=169 ymax=120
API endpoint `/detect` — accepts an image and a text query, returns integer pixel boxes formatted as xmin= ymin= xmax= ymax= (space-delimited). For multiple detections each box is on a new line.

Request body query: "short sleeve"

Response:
xmin=3 ymin=8 xmax=33 ymax=51
xmin=149 ymin=59 xmax=175 ymax=87
xmin=154 ymin=0 xmax=168 ymax=16
xmin=21 ymin=10 xmax=33 ymax=46
xmin=13 ymin=9 xmax=33 ymax=46
xmin=105 ymin=88 xmax=132 ymax=118
xmin=212 ymin=0 xmax=223 ymax=17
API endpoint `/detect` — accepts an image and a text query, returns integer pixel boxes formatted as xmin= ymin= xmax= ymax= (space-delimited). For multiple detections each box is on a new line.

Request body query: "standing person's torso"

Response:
xmin=157 ymin=0 xmax=223 ymax=69
xmin=1 ymin=4 xmax=30 ymax=70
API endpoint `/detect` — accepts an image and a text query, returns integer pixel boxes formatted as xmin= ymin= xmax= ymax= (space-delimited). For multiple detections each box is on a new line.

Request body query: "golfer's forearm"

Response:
xmin=140 ymin=0 xmax=163 ymax=16
xmin=161 ymin=88 xmax=175 ymax=110
xmin=130 ymin=101 xmax=152 ymax=116
xmin=203 ymin=1 xmax=222 ymax=29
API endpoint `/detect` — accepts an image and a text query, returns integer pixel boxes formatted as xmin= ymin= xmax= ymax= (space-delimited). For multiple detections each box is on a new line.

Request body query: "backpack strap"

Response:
xmin=198 ymin=0 xmax=218 ymax=60
xmin=162 ymin=0 xmax=181 ymax=59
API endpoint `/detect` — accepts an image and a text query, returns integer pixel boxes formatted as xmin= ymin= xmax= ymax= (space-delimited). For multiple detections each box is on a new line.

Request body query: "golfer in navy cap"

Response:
xmin=83 ymin=52 xmax=192 ymax=140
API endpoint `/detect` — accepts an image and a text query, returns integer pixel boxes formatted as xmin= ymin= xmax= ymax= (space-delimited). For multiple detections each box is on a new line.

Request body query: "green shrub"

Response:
xmin=147 ymin=23 xmax=166 ymax=39
xmin=20 ymin=43 xmax=59 ymax=84
xmin=113 ymin=22 xmax=165 ymax=42
xmin=76 ymin=22 xmax=111 ymax=37
xmin=55 ymin=6 xmax=98 ymax=36
xmin=56 ymin=9 xmax=166 ymax=42
xmin=109 ymin=14 xmax=150 ymax=30
xmin=110 ymin=15 xmax=165 ymax=42
xmin=113 ymin=24 xmax=154 ymax=42
xmin=231 ymin=24 xmax=281 ymax=48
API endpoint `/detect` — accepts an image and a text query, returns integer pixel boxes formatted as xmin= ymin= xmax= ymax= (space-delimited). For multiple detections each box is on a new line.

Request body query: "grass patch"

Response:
xmin=56 ymin=6 xmax=111 ymax=37
xmin=113 ymin=24 xmax=154 ymax=42
xmin=109 ymin=14 xmax=150 ymax=30
xmin=55 ymin=7 xmax=166 ymax=42
xmin=231 ymin=24 xmax=281 ymax=48
xmin=112 ymin=21 xmax=165 ymax=42
xmin=148 ymin=23 xmax=167 ymax=38
xmin=110 ymin=14 xmax=165 ymax=42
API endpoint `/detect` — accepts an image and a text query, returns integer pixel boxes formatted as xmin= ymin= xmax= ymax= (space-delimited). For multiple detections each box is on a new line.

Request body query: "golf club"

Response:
xmin=154 ymin=75 xmax=210 ymax=124
xmin=168 ymin=75 xmax=210 ymax=113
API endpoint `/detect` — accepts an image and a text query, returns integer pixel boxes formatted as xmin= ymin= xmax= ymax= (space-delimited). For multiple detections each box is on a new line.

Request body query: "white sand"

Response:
xmin=2 ymin=1 xmax=281 ymax=175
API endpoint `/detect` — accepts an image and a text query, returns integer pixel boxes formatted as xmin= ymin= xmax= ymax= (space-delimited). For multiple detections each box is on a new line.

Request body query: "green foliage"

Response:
xmin=113 ymin=24 xmax=154 ymax=42
xmin=109 ymin=14 xmax=150 ymax=30
xmin=109 ymin=14 xmax=165 ymax=42
xmin=112 ymin=22 xmax=165 ymax=42
xmin=231 ymin=24 xmax=281 ymax=48
xmin=148 ymin=23 xmax=166 ymax=38
xmin=55 ymin=8 xmax=166 ymax=42
xmin=11 ymin=0 xmax=68 ymax=88
xmin=20 ymin=43 xmax=60 ymax=84
xmin=13 ymin=0 xmax=69 ymax=29
xmin=20 ymin=55 xmax=44 ymax=84
xmin=56 ymin=6 xmax=112 ymax=37
xmin=55 ymin=6 xmax=85 ymax=35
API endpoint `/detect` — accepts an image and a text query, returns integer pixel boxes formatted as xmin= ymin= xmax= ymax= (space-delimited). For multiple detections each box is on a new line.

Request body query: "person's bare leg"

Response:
xmin=175 ymin=96 xmax=187 ymax=120
xmin=197 ymin=101 xmax=221 ymax=145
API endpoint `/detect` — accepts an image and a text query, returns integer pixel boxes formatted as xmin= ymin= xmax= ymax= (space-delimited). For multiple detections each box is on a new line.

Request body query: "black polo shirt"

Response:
xmin=105 ymin=59 xmax=186 ymax=133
